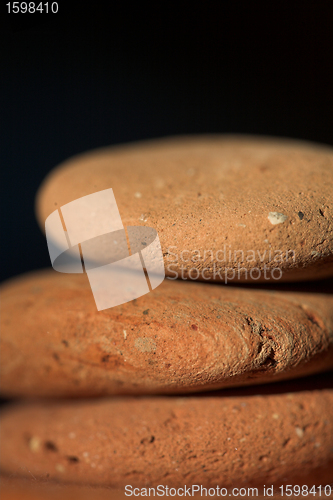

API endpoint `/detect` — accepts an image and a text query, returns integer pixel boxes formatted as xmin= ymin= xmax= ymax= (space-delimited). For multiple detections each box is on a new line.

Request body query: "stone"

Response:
xmin=0 ymin=476 xmax=295 ymax=500
xmin=1 ymin=374 xmax=332 ymax=489
xmin=0 ymin=476 xmax=126 ymax=500
xmin=35 ymin=135 xmax=333 ymax=282
xmin=1 ymin=269 xmax=332 ymax=398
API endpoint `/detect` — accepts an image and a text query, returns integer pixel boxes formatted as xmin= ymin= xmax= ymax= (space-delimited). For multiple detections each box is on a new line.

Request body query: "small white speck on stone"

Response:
xmin=295 ymin=426 xmax=304 ymax=438
xmin=311 ymin=251 xmax=320 ymax=257
xmin=135 ymin=192 xmax=142 ymax=198
xmin=272 ymin=413 xmax=279 ymax=420
xmin=68 ymin=432 xmax=76 ymax=439
xmin=264 ymin=239 xmax=269 ymax=243
xmin=268 ymin=212 xmax=288 ymax=225
xmin=237 ymin=224 xmax=246 ymax=228
xmin=123 ymin=330 xmax=127 ymax=340
xmin=139 ymin=214 xmax=148 ymax=222
xmin=113 ymin=240 xmax=117 ymax=244
xmin=83 ymin=452 xmax=89 ymax=457
xmin=28 ymin=436 xmax=41 ymax=452
xmin=55 ymin=464 xmax=65 ymax=473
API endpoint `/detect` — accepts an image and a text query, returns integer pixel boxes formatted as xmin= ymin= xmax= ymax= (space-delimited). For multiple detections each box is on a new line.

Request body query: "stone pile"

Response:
xmin=1 ymin=136 xmax=333 ymax=496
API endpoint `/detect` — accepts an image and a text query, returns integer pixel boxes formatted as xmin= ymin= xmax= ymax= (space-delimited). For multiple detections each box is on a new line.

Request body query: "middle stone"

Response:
xmin=1 ymin=269 xmax=332 ymax=398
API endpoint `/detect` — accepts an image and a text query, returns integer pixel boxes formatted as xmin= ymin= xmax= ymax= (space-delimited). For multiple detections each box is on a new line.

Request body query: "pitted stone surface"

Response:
xmin=36 ymin=136 xmax=333 ymax=282
xmin=1 ymin=376 xmax=332 ymax=488
xmin=1 ymin=270 xmax=332 ymax=397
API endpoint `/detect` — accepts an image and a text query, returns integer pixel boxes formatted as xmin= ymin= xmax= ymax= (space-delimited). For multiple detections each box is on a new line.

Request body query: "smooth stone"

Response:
xmin=35 ymin=135 xmax=333 ymax=282
xmin=0 ymin=476 xmax=279 ymax=500
xmin=0 ymin=477 xmax=127 ymax=500
xmin=1 ymin=269 xmax=333 ymax=398
xmin=1 ymin=375 xmax=332 ymax=488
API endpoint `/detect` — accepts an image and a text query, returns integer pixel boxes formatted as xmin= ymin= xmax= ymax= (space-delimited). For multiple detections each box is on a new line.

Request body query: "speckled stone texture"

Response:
xmin=1 ymin=375 xmax=332 ymax=489
xmin=1 ymin=269 xmax=333 ymax=398
xmin=35 ymin=135 xmax=333 ymax=283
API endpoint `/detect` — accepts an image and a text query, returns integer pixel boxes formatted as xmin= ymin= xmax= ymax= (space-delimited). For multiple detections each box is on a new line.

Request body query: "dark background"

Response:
xmin=1 ymin=1 xmax=333 ymax=283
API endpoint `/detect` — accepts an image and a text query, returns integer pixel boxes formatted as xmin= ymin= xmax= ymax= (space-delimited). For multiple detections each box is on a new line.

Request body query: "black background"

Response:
xmin=1 ymin=1 xmax=333 ymax=283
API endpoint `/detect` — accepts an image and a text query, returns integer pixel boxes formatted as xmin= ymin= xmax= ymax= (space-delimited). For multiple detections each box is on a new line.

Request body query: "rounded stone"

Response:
xmin=1 ymin=269 xmax=333 ymax=398
xmin=1 ymin=375 xmax=332 ymax=488
xmin=35 ymin=135 xmax=333 ymax=282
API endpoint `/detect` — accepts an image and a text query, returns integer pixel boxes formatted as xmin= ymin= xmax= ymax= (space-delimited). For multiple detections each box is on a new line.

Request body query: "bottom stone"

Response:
xmin=1 ymin=373 xmax=332 ymax=489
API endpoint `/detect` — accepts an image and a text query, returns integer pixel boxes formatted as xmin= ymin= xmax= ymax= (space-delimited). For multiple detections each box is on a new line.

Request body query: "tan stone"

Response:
xmin=0 ymin=474 xmax=127 ymax=500
xmin=35 ymin=136 xmax=333 ymax=282
xmin=0 ymin=477 xmax=312 ymax=500
xmin=0 ymin=476 xmax=126 ymax=500
xmin=1 ymin=376 xmax=332 ymax=488
xmin=1 ymin=269 xmax=333 ymax=398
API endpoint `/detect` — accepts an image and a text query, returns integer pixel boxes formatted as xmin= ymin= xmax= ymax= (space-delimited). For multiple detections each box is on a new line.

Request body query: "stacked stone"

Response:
xmin=1 ymin=136 xmax=333 ymax=497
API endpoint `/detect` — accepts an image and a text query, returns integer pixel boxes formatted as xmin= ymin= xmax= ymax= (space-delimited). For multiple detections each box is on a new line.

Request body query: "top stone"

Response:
xmin=36 ymin=135 xmax=333 ymax=282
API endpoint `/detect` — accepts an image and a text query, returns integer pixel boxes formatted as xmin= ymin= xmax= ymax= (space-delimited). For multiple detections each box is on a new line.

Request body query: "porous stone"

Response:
xmin=1 ymin=269 xmax=333 ymax=398
xmin=35 ymin=135 xmax=333 ymax=282
xmin=1 ymin=375 xmax=332 ymax=489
